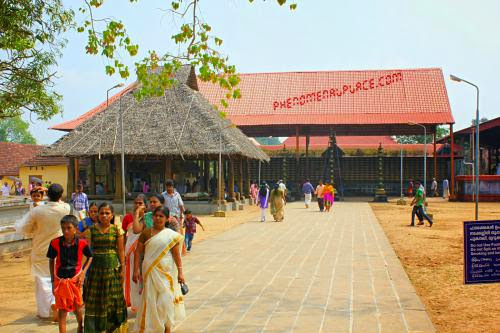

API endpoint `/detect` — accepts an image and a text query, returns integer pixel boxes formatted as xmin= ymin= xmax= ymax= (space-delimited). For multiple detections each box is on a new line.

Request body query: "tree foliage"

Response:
xmin=0 ymin=116 xmax=37 ymax=144
xmin=79 ymin=0 xmax=297 ymax=109
xmin=255 ymin=137 xmax=282 ymax=146
xmin=395 ymin=125 xmax=449 ymax=144
xmin=0 ymin=0 xmax=295 ymax=121
xmin=471 ymin=117 xmax=489 ymax=126
xmin=0 ymin=0 xmax=74 ymax=120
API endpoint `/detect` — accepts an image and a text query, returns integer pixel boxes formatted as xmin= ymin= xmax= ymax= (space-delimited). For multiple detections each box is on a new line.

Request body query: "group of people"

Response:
xmin=303 ymin=179 xmax=335 ymax=212
xmin=253 ymin=179 xmax=336 ymax=222
xmin=15 ymin=179 xmax=205 ymax=333
xmin=256 ymin=180 xmax=287 ymax=222
xmin=407 ymin=178 xmax=450 ymax=199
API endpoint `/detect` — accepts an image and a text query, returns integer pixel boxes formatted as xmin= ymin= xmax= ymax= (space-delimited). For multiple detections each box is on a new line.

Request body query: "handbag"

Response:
xmin=180 ymin=282 xmax=189 ymax=295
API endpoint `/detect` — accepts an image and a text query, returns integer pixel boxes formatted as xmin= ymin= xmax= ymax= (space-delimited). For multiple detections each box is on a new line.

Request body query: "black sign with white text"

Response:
xmin=464 ymin=220 xmax=500 ymax=284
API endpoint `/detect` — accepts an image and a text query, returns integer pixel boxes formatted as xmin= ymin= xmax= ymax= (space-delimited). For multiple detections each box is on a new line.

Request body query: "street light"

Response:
xmin=408 ymin=122 xmax=427 ymax=194
xmin=107 ymin=83 xmax=124 ymax=106
xmin=450 ymin=74 xmax=479 ymax=220
xmin=106 ymin=83 xmax=125 ymax=214
xmin=215 ymin=123 xmax=237 ymax=217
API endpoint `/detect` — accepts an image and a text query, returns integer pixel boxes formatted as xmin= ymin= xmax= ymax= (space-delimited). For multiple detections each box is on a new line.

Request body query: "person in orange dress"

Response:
xmin=47 ymin=215 xmax=93 ymax=333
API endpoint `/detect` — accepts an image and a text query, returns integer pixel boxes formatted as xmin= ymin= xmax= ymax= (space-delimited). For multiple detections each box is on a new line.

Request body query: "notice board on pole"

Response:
xmin=464 ymin=220 xmax=500 ymax=284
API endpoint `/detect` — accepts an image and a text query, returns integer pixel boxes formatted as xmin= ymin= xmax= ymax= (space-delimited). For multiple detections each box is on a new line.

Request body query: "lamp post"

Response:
xmin=105 ymin=84 xmax=125 ymax=215
xmin=106 ymin=83 xmax=123 ymax=106
xmin=450 ymin=74 xmax=480 ymax=220
xmin=409 ymin=122 xmax=427 ymax=194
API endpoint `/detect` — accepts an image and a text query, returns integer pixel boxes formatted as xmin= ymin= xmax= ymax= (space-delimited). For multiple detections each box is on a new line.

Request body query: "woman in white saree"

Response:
xmin=133 ymin=206 xmax=186 ymax=333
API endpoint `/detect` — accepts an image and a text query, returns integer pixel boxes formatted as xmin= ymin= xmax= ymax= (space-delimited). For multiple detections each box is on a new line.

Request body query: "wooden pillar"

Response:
xmin=228 ymin=158 xmax=235 ymax=201
xmin=108 ymin=157 xmax=115 ymax=194
xmin=295 ymin=126 xmax=300 ymax=182
xmin=164 ymin=159 xmax=172 ymax=182
xmin=433 ymin=131 xmax=437 ymax=180
xmin=306 ymin=135 xmax=310 ymax=178
xmin=67 ymin=158 xmax=76 ymax=200
xmin=238 ymin=158 xmax=244 ymax=199
xmin=203 ymin=159 xmax=209 ymax=191
xmin=89 ymin=157 xmax=96 ymax=195
xmin=246 ymin=158 xmax=251 ymax=197
xmin=295 ymin=126 xmax=300 ymax=159
xmin=114 ymin=156 xmax=122 ymax=201
xmin=74 ymin=158 xmax=79 ymax=191
xmin=219 ymin=159 xmax=225 ymax=203
xmin=450 ymin=124 xmax=455 ymax=200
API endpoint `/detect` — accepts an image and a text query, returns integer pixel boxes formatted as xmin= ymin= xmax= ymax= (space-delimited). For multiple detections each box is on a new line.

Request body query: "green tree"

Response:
xmin=79 ymin=0 xmax=296 ymax=109
xmin=395 ymin=125 xmax=449 ymax=144
xmin=0 ymin=116 xmax=37 ymax=144
xmin=0 ymin=0 xmax=74 ymax=120
xmin=471 ymin=117 xmax=489 ymax=126
xmin=1 ymin=0 xmax=294 ymax=120
xmin=255 ymin=137 xmax=282 ymax=146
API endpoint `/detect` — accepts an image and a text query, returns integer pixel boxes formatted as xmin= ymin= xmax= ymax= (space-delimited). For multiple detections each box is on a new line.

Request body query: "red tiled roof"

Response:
xmin=280 ymin=136 xmax=396 ymax=149
xmin=51 ymin=82 xmax=138 ymax=131
xmin=23 ymin=155 xmax=69 ymax=167
xmin=0 ymin=142 xmax=44 ymax=176
xmin=52 ymin=68 xmax=455 ymax=134
xmin=198 ymin=68 xmax=454 ymax=127
xmin=260 ymin=136 xmax=443 ymax=154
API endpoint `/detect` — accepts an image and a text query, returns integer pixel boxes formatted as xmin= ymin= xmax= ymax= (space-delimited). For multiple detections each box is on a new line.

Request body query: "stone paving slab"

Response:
xmin=0 ymin=202 xmax=435 ymax=333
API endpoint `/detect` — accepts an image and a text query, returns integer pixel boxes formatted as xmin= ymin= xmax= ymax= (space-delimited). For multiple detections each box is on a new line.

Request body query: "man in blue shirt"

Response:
xmin=302 ymin=179 xmax=315 ymax=209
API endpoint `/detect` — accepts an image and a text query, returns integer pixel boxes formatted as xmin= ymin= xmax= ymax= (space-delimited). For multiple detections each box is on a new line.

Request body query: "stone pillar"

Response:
xmin=89 ymin=156 xmax=96 ymax=195
xmin=228 ymin=159 xmax=235 ymax=201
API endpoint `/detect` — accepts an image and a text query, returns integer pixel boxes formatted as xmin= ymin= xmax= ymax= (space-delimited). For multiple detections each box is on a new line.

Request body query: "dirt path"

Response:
xmin=370 ymin=198 xmax=500 ymax=333
xmin=0 ymin=204 xmax=259 ymax=327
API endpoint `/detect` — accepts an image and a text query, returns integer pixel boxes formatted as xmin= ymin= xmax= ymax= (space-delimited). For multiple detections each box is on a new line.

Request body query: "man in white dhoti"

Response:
xmin=18 ymin=184 xmax=70 ymax=319
xmin=134 ymin=206 xmax=186 ymax=333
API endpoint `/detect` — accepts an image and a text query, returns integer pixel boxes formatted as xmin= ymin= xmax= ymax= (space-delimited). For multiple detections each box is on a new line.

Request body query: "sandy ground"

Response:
xmin=370 ymin=198 xmax=500 ymax=333
xmin=0 ymin=204 xmax=260 ymax=327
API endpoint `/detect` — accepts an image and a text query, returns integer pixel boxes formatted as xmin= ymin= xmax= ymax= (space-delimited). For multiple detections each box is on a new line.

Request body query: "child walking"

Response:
xmin=184 ymin=209 xmax=205 ymax=252
xmin=47 ymin=215 xmax=93 ymax=333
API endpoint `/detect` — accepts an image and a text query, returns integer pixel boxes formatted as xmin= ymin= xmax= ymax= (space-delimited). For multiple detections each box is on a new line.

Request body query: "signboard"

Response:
xmin=464 ymin=220 xmax=500 ymax=284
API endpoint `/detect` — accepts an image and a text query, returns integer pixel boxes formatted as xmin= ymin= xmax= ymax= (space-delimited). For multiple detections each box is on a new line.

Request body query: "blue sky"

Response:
xmin=27 ymin=0 xmax=500 ymax=144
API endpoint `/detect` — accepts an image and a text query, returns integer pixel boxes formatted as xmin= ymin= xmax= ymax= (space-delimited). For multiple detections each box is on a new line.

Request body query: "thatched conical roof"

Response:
xmin=43 ymin=67 xmax=269 ymax=161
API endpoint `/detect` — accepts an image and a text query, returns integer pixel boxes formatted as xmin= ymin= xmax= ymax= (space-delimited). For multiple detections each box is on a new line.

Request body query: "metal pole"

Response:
xmin=424 ymin=126 xmax=427 ymax=194
xmin=120 ymin=96 xmax=126 ymax=216
xmin=450 ymin=75 xmax=479 ymax=219
xmin=475 ymin=86 xmax=479 ymax=220
xmin=218 ymin=132 xmax=222 ymax=211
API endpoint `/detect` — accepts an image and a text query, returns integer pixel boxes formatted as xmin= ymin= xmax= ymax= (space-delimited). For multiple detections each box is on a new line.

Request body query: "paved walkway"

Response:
xmin=0 ymin=201 xmax=435 ymax=333
xmin=177 ymin=201 xmax=434 ymax=333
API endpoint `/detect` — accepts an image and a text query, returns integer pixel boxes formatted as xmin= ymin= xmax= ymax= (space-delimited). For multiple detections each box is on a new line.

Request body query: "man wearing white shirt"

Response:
xmin=1 ymin=182 xmax=11 ymax=197
xmin=19 ymin=183 xmax=70 ymax=319
xmin=162 ymin=179 xmax=185 ymax=219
